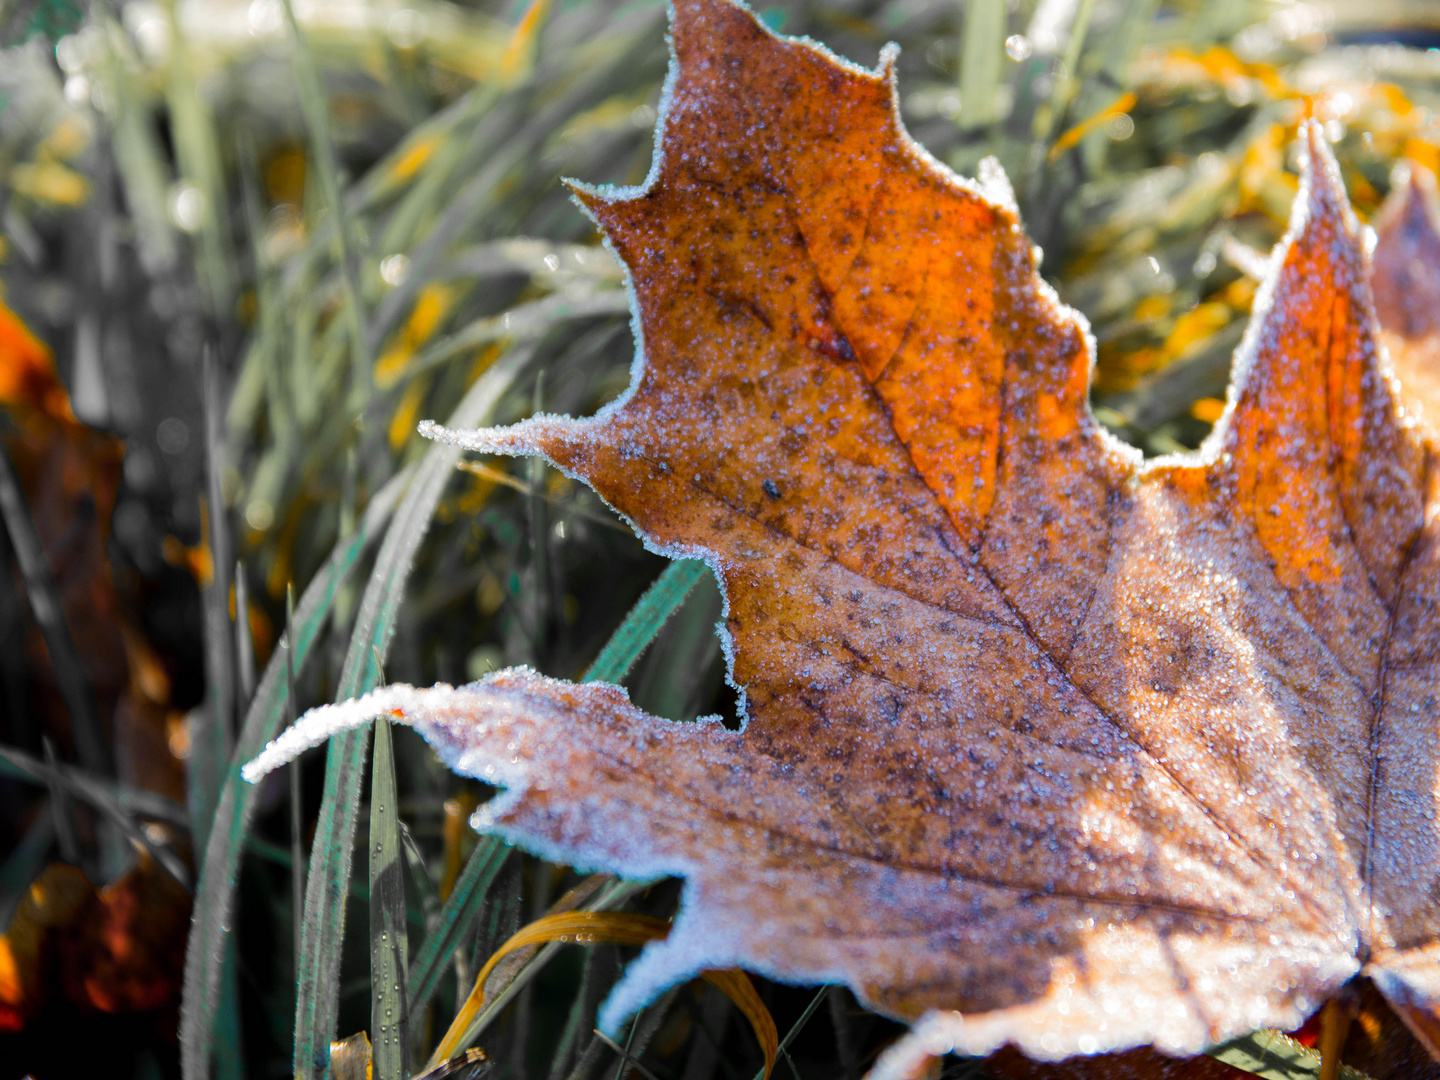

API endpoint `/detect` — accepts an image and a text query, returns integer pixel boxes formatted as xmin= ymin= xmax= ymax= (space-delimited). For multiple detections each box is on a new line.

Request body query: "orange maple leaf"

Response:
xmin=248 ymin=0 xmax=1440 ymax=1070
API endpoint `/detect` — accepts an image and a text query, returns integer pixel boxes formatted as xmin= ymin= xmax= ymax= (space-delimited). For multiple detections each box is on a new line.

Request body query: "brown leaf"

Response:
xmin=0 ymin=863 xmax=95 ymax=1030
xmin=1373 ymin=162 xmax=1440 ymax=442
xmin=0 ymin=295 xmax=183 ymax=802
xmin=249 ymin=0 xmax=1440 ymax=1069
xmin=0 ymin=854 xmax=189 ymax=1031
xmin=56 ymin=853 xmax=192 ymax=1014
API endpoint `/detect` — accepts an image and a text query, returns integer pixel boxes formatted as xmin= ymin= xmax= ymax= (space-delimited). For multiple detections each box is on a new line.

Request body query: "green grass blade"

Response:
xmin=1031 ymin=0 xmax=1099 ymax=143
xmin=375 ymin=83 xmax=503 ymax=263
xmin=398 ymin=822 xmax=441 ymax=936
xmin=369 ymin=717 xmax=410 ymax=1080
xmin=278 ymin=0 xmax=372 ymax=407
xmin=583 ymin=559 xmax=708 ymax=684
xmin=95 ymin=16 xmax=179 ymax=278
xmin=0 ymin=748 xmax=186 ymax=825
xmin=287 ymin=586 xmax=306 ymax=968
xmin=0 ymin=747 xmax=190 ymax=889
xmin=179 ymin=466 xmax=412 ymax=1080
xmin=193 ymin=352 xmax=235 ymax=856
xmin=544 ymin=950 xmax=594 ymax=1080
xmin=747 ymin=986 xmax=830 ymax=1080
xmin=407 ymin=836 xmax=510 ymax=1016
xmin=405 ymin=291 xmax=630 ymax=382
xmin=214 ymin=938 xmax=245 ymax=1080
xmin=406 ymin=545 xmax=712 ymax=1057
xmin=161 ymin=4 xmax=234 ymax=313
xmin=1068 ymin=0 xmax=1158 ymax=134
xmin=292 ymin=346 xmax=533 ymax=1080
xmin=0 ymin=808 xmax=52 ymax=923
xmin=288 ymin=715 xmax=373 ymax=1080
xmin=234 ymin=562 xmax=256 ymax=708
xmin=959 ymin=0 xmax=1006 ymax=131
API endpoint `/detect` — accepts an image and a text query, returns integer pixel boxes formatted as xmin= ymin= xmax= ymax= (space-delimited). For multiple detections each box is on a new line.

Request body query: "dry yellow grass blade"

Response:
xmin=497 ymin=0 xmax=554 ymax=86
xmin=698 ymin=967 xmax=778 ymax=1080
xmin=1049 ymin=91 xmax=1137 ymax=160
xmin=430 ymin=912 xmax=669 ymax=1064
xmin=430 ymin=910 xmax=777 ymax=1078
xmin=328 ymin=1031 xmax=373 ymax=1080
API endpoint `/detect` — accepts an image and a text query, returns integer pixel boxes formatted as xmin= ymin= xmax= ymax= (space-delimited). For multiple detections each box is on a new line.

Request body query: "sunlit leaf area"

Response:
xmin=2 ymin=0 xmax=1440 ymax=1077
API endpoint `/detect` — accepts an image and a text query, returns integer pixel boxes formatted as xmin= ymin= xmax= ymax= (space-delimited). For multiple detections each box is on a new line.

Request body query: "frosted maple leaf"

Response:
xmin=246 ymin=0 xmax=1440 ymax=1072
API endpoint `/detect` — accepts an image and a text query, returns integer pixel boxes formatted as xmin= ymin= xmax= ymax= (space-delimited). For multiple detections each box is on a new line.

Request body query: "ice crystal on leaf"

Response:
xmin=246 ymin=0 xmax=1440 ymax=1071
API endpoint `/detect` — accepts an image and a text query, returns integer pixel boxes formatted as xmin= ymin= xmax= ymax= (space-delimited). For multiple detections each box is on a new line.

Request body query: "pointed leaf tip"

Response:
xmin=419 ymin=417 xmax=577 ymax=464
xmin=1298 ymin=118 xmax=1358 ymax=241
xmin=242 ymin=688 xmax=408 ymax=783
xmin=1216 ymin=121 xmax=1423 ymax=646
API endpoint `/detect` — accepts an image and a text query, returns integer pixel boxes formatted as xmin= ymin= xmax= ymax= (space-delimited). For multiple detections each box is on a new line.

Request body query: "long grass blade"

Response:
xmin=277 ymin=0 xmax=372 ymax=406
xmin=234 ymin=561 xmax=256 ymax=709
xmin=0 ymin=747 xmax=186 ymax=825
xmin=398 ymin=822 xmax=442 ymax=937
xmin=700 ymin=970 xmax=776 ymax=1080
xmin=204 ymin=350 xmax=253 ymax=1080
xmin=0 ymin=747 xmax=190 ymax=888
xmin=545 ymin=949 xmax=595 ymax=1080
xmin=287 ymin=585 xmax=306 ymax=976
xmin=0 ymin=808 xmax=52 ymax=925
xmin=369 ymin=716 xmax=410 ymax=1080
xmin=95 ymin=14 xmax=179 ymax=277
xmin=292 ymin=347 xmax=533 ymax=1080
xmin=161 ymin=2 xmax=233 ymax=312
xmin=180 ymin=465 xmax=413 ymax=1080
xmin=747 ymin=987 xmax=830 ymax=1080
xmin=407 ymin=836 xmax=510 ymax=1017
xmin=605 ymin=987 xmax=682 ymax=1080
xmin=193 ymin=349 xmax=235 ymax=855
xmin=1067 ymin=0 xmax=1159 ymax=138
xmin=959 ymin=0 xmax=1006 ymax=131
xmin=214 ymin=937 xmax=245 ymax=1080
xmin=594 ymin=1030 xmax=664 ymax=1080
xmin=583 ymin=560 xmax=708 ymax=684
xmin=436 ymin=911 xmax=672 ymax=1061
xmin=1031 ymin=0 xmax=1099 ymax=143
xmin=41 ymin=737 xmax=80 ymax=865
xmin=434 ymin=878 xmax=648 ymax=1061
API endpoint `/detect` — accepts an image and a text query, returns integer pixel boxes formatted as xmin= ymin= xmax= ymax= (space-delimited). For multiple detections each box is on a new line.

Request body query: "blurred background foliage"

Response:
xmin=2 ymin=0 xmax=1440 ymax=1077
